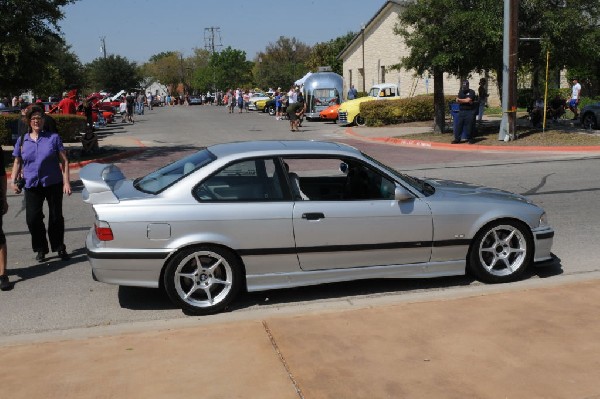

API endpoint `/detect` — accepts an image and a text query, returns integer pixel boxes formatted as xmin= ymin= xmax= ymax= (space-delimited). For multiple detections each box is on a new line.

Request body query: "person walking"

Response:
xmin=126 ymin=93 xmax=135 ymax=123
xmin=0 ymin=146 xmax=12 ymax=291
xmin=452 ymin=80 xmax=477 ymax=144
xmin=477 ymin=78 xmax=488 ymax=122
xmin=347 ymin=84 xmax=358 ymax=100
xmin=10 ymin=107 xmax=72 ymax=262
xmin=568 ymin=78 xmax=581 ymax=119
xmin=57 ymin=91 xmax=77 ymax=114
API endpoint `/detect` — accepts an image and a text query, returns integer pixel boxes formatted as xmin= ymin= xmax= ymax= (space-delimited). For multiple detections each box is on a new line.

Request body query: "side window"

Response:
xmin=282 ymin=157 xmax=395 ymax=201
xmin=194 ymin=158 xmax=284 ymax=201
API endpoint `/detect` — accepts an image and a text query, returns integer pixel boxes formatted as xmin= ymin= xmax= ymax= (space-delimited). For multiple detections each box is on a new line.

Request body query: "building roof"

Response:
xmin=337 ymin=0 xmax=410 ymax=61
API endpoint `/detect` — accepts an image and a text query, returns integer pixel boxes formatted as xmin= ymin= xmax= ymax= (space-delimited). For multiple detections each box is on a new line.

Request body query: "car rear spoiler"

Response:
xmin=80 ymin=163 xmax=125 ymax=204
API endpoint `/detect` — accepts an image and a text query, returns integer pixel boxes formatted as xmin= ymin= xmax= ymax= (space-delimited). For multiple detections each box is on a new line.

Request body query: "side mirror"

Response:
xmin=339 ymin=162 xmax=348 ymax=174
xmin=394 ymin=186 xmax=414 ymax=201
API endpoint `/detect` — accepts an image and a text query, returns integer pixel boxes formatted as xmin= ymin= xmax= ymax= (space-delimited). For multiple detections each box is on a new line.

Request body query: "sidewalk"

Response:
xmin=2 ymin=275 xmax=600 ymax=398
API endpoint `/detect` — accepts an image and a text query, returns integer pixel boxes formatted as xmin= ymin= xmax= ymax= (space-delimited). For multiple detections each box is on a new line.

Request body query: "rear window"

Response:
xmin=134 ymin=149 xmax=216 ymax=194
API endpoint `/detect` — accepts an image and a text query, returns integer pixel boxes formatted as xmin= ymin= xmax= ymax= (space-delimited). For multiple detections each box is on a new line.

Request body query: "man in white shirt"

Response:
xmin=568 ymin=78 xmax=582 ymax=119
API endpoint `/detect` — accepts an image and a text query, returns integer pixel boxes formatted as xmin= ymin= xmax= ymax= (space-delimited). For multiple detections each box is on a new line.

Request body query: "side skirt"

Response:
xmin=246 ymin=260 xmax=466 ymax=292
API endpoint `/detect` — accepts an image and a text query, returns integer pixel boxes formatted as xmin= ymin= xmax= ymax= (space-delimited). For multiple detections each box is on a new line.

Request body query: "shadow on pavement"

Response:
xmin=115 ymin=255 xmax=564 ymax=314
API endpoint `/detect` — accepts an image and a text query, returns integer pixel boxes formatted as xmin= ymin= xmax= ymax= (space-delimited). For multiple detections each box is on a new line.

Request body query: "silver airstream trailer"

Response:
xmin=302 ymin=72 xmax=343 ymax=120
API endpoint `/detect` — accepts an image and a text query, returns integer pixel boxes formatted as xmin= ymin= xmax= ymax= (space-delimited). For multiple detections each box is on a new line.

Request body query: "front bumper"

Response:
xmin=532 ymin=226 xmax=554 ymax=263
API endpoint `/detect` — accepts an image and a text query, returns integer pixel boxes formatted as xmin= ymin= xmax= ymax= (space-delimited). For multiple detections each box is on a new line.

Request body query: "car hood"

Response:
xmin=338 ymin=97 xmax=374 ymax=110
xmin=424 ymin=178 xmax=533 ymax=204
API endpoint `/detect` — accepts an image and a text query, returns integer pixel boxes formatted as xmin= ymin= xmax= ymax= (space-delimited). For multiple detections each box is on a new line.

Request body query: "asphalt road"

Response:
xmin=1 ymin=104 xmax=599 ymax=337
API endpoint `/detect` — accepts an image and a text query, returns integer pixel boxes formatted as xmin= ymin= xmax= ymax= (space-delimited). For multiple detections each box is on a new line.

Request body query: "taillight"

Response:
xmin=95 ymin=220 xmax=114 ymax=241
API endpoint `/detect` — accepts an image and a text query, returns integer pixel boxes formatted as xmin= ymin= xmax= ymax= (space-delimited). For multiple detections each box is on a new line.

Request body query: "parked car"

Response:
xmin=247 ymin=92 xmax=271 ymax=110
xmin=263 ymin=98 xmax=277 ymax=115
xmin=253 ymin=98 xmax=269 ymax=111
xmin=189 ymin=95 xmax=202 ymax=105
xmin=338 ymin=83 xmax=400 ymax=126
xmin=580 ymin=102 xmax=600 ymax=130
xmin=319 ymin=104 xmax=340 ymax=122
xmin=80 ymin=140 xmax=554 ymax=315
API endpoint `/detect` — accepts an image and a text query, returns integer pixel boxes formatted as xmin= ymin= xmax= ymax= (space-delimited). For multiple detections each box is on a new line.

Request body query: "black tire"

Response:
xmin=164 ymin=245 xmax=242 ymax=315
xmin=354 ymin=114 xmax=366 ymax=126
xmin=267 ymin=105 xmax=276 ymax=116
xmin=582 ymin=113 xmax=597 ymax=130
xmin=468 ymin=220 xmax=533 ymax=284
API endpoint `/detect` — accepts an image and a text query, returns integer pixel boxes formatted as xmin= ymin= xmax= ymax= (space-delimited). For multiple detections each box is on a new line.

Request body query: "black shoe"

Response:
xmin=468 ymin=139 xmax=475 ymax=144
xmin=0 ymin=275 xmax=13 ymax=291
xmin=451 ymin=140 xmax=460 ymax=144
xmin=58 ymin=248 xmax=70 ymax=261
xmin=36 ymin=251 xmax=47 ymax=262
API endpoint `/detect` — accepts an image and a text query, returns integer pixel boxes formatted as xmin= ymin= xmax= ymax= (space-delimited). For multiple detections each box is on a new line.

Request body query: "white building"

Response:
xmin=338 ymin=0 xmax=498 ymax=105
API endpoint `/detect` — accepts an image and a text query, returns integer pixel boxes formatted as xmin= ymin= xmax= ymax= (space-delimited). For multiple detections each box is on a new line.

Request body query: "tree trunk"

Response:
xmin=433 ymin=68 xmax=446 ymax=133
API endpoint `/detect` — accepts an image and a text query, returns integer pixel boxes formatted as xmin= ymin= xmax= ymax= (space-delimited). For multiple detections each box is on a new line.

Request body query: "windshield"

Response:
xmin=134 ymin=149 xmax=216 ymax=194
xmin=362 ymin=152 xmax=435 ymax=196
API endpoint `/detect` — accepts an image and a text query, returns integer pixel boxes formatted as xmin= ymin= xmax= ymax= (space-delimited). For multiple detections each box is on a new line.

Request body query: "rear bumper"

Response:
xmin=85 ymin=231 xmax=168 ymax=288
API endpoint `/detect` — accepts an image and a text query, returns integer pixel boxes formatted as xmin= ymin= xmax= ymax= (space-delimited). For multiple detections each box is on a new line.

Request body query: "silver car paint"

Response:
xmin=81 ymin=140 xmax=554 ymax=291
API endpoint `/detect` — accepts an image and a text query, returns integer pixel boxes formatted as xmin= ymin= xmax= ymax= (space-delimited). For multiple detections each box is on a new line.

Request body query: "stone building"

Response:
xmin=338 ymin=0 xmax=498 ymax=105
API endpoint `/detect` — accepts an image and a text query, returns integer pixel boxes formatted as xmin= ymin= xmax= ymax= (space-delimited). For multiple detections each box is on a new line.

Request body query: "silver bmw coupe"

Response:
xmin=80 ymin=140 xmax=554 ymax=315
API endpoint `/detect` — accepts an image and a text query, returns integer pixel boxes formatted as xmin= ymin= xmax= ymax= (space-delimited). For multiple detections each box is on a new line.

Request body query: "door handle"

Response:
xmin=302 ymin=213 xmax=325 ymax=220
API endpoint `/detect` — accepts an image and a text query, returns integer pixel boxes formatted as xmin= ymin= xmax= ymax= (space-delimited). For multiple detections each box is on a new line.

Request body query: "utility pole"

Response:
xmin=499 ymin=0 xmax=519 ymax=141
xmin=204 ymin=27 xmax=222 ymax=53
xmin=99 ymin=36 xmax=107 ymax=59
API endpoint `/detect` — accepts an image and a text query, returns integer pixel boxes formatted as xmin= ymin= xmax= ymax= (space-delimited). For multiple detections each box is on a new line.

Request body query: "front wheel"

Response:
xmin=468 ymin=220 xmax=533 ymax=283
xmin=164 ymin=246 xmax=242 ymax=315
xmin=267 ymin=105 xmax=276 ymax=116
xmin=354 ymin=114 xmax=366 ymax=126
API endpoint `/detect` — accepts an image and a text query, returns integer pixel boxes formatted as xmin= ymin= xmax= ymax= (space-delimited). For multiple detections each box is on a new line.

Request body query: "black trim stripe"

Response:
xmin=86 ymin=248 xmax=168 ymax=260
xmin=86 ymin=240 xmax=472 ymax=260
xmin=536 ymin=231 xmax=555 ymax=240
xmin=238 ymin=239 xmax=471 ymax=256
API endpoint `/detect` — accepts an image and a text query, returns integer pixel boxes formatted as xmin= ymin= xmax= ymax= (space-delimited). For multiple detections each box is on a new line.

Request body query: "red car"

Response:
xmin=319 ymin=104 xmax=340 ymax=123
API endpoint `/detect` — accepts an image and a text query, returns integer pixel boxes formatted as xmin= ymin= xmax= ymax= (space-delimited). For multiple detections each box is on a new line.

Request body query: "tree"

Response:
xmin=253 ymin=37 xmax=310 ymax=90
xmin=0 ymin=0 xmax=77 ymax=94
xmin=85 ymin=55 xmax=140 ymax=93
xmin=194 ymin=47 xmax=253 ymax=92
xmin=35 ymin=41 xmax=85 ymax=97
xmin=394 ymin=0 xmax=503 ymax=133
xmin=306 ymin=32 xmax=356 ymax=75
xmin=141 ymin=51 xmax=183 ymax=89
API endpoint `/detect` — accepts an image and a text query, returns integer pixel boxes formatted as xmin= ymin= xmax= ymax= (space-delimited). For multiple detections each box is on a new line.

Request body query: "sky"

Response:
xmin=59 ymin=0 xmax=387 ymax=65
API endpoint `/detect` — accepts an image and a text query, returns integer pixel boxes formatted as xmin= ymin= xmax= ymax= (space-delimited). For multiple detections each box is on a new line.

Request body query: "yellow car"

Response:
xmin=338 ymin=84 xmax=400 ymax=126
xmin=254 ymin=98 xmax=269 ymax=111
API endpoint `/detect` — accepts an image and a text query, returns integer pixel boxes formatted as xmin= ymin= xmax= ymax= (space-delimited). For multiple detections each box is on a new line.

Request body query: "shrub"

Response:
xmin=0 ymin=113 xmax=86 ymax=146
xmin=361 ymin=94 xmax=456 ymax=126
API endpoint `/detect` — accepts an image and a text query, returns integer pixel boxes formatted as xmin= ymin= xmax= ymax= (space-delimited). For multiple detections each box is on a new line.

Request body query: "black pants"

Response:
xmin=25 ymin=183 xmax=65 ymax=253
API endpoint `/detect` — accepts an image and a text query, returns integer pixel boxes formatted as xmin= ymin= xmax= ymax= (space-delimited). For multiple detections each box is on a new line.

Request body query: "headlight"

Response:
xmin=539 ymin=212 xmax=549 ymax=227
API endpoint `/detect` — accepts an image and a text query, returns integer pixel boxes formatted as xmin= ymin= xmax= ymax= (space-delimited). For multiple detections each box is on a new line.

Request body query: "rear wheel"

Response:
xmin=164 ymin=246 xmax=242 ymax=315
xmin=267 ymin=105 xmax=276 ymax=116
xmin=582 ymin=113 xmax=597 ymax=130
xmin=468 ymin=220 xmax=533 ymax=283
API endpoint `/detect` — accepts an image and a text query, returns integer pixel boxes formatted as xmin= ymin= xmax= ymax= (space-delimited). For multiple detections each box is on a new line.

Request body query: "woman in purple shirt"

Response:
xmin=10 ymin=106 xmax=71 ymax=262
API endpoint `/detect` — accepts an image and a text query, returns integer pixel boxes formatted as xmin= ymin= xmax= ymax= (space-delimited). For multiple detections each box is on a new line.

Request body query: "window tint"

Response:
xmin=282 ymin=157 xmax=396 ymax=201
xmin=195 ymin=158 xmax=284 ymax=201
xmin=134 ymin=149 xmax=215 ymax=194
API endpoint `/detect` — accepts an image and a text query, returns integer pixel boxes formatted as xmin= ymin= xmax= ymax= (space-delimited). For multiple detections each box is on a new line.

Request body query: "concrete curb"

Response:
xmin=345 ymin=126 xmax=600 ymax=153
